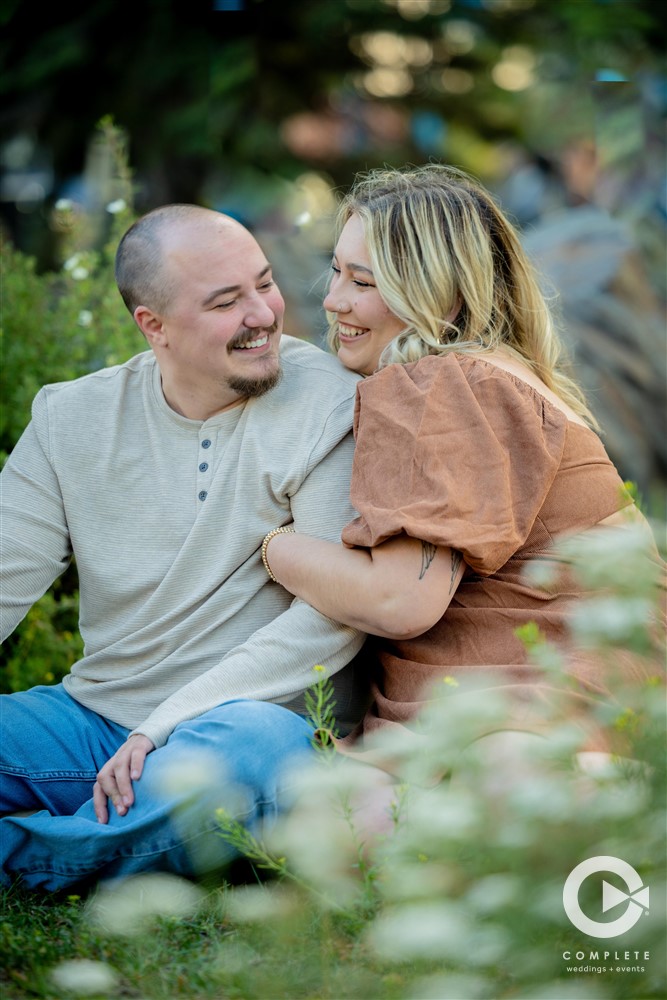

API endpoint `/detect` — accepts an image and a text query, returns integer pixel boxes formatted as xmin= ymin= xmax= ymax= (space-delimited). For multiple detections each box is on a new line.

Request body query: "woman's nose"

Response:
xmin=323 ymin=290 xmax=349 ymax=314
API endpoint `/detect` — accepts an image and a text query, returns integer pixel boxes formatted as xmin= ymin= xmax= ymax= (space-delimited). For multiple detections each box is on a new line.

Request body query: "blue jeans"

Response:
xmin=0 ymin=685 xmax=314 ymax=892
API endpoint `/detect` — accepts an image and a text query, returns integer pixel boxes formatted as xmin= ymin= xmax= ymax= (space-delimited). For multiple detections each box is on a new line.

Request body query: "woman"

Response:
xmin=262 ymin=163 xmax=656 ymax=769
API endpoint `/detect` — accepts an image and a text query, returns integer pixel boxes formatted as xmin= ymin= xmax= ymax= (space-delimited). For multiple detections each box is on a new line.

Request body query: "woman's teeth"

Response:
xmin=338 ymin=324 xmax=367 ymax=338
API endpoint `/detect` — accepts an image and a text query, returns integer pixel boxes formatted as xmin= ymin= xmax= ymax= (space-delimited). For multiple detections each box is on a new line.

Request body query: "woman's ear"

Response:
xmin=446 ymin=296 xmax=463 ymax=324
xmin=133 ymin=306 xmax=167 ymax=347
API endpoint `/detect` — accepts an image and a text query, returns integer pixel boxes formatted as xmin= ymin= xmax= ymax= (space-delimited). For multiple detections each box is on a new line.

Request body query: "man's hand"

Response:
xmin=93 ymin=733 xmax=155 ymax=824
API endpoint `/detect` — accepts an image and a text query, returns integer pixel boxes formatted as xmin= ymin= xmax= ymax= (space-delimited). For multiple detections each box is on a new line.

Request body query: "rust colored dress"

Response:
xmin=336 ymin=354 xmax=651 ymax=767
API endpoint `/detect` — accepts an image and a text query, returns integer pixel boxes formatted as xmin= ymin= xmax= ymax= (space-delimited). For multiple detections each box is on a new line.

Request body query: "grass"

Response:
xmin=0 ymin=872 xmax=412 ymax=1000
xmin=2 ymin=882 xmax=224 ymax=998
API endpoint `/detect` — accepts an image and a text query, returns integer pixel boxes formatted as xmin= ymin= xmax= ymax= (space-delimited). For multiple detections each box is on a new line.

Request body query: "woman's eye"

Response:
xmin=258 ymin=280 xmax=274 ymax=290
xmin=329 ymin=264 xmax=373 ymax=288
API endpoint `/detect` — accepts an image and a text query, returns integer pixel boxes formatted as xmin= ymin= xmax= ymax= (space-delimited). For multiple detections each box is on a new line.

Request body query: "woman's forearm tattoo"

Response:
xmin=419 ymin=541 xmax=437 ymax=579
xmin=450 ymin=550 xmax=462 ymax=593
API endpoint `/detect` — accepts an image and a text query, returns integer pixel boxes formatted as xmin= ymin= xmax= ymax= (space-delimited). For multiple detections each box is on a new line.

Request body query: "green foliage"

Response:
xmin=304 ymin=664 xmax=340 ymax=756
xmin=214 ymin=810 xmax=292 ymax=881
xmin=0 ymin=119 xmax=140 ymax=694
xmin=1 ymin=880 xmax=237 ymax=999
xmin=0 ymin=132 xmax=140 ymax=456
xmin=4 ymin=0 xmax=665 ymax=274
xmin=1 ymin=580 xmax=83 ymax=694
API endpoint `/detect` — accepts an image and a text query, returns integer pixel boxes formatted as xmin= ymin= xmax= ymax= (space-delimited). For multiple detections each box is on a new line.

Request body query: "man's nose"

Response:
xmin=245 ymin=295 xmax=276 ymax=328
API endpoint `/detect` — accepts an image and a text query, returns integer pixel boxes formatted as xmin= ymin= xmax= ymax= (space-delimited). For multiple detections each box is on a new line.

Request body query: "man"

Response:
xmin=0 ymin=204 xmax=364 ymax=891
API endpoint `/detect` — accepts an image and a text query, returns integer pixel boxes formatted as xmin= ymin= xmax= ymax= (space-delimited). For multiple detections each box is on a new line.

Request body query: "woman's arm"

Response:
xmin=264 ymin=531 xmax=465 ymax=640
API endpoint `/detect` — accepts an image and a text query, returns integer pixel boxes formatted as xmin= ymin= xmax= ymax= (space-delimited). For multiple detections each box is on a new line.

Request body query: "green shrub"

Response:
xmin=1 ymin=572 xmax=83 ymax=694
xmin=0 ymin=119 xmax=140 ymax=693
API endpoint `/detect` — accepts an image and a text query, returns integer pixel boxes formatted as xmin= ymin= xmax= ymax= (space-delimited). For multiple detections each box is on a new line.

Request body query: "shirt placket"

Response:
xmin=197 ymin=434 xmax=213 ymax=504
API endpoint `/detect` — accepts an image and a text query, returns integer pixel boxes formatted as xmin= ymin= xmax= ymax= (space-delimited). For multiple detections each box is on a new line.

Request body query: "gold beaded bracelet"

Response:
xmin=261 ymin=525 xmax=295 ymax=582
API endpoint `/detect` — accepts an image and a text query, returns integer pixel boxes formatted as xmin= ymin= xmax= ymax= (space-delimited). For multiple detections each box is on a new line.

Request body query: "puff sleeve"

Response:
xmin=341 ymin=355 xmax=568 ymax=575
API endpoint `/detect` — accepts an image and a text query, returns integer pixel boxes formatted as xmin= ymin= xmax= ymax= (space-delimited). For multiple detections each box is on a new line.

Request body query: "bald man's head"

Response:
xmin=115 ymin=204 xmax=242 ymax=317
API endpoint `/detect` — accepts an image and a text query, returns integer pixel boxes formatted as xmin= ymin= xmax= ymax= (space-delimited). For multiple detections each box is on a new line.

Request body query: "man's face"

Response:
xmin=154 ymin=217 xmax=285 ymax=414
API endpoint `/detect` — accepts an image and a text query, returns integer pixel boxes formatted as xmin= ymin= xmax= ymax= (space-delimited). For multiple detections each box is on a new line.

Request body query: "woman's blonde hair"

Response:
xmin=327 ymin=163 xmax=597 ymax=426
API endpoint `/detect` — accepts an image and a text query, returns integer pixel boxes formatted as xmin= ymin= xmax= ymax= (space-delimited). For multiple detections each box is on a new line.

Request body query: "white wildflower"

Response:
xmin=368 ymin=900 xmax=507 ymax=965
xmin=106 ymin=198 xmax=127 ymax=214
xmin=49 ymin=959 xmax=119 ymax=996
xmin=225 ymin=883 xmax=299 ymax=923
xmin=85 ymin=872 xmax=205 ymax=935
xmin=64 ymin=253 xmax=90 ymax=279
xmin=78 ymin=310 xmax=93 ymax=327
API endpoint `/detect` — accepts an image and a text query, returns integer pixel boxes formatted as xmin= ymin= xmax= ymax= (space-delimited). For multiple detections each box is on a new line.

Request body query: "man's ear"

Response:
xmin=134 ymin=306 xmax=167 ymax=347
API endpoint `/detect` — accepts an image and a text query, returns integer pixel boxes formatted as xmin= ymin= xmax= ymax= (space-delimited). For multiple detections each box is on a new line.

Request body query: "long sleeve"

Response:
xmin=131 ymin=430 xmax=365 ymax=747
xmin=0 ymin=394 xmax=72 ymax=641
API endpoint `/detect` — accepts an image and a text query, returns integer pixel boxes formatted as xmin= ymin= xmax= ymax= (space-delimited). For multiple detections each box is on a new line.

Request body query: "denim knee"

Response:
xmin=0 ymin=685 xmax=127 ymax=814
xmin=170 ymin=699 xmax=315 ymax=792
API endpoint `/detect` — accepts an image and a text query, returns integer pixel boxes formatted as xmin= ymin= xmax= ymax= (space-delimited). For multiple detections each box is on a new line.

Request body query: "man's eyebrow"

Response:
xmin=201 ymin=264 xmax=273 ymax=306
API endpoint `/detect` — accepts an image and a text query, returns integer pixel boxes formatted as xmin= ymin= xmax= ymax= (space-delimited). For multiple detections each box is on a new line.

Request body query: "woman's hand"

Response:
xmin=93 ymin=733 xmax=155 ymax=824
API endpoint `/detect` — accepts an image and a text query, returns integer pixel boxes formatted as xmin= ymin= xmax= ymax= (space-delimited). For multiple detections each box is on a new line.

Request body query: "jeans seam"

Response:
xmin=0 ymin=767 xmax=98 ymax=781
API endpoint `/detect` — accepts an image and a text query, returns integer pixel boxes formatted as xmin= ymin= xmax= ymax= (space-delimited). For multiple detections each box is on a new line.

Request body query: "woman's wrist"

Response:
xmin=261 ymin=525 xmax=295 ymax=582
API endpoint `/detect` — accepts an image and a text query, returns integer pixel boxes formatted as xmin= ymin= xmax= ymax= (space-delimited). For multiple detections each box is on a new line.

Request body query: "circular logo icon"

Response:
xmin=563 ymin=855 xmax=649 ymax=938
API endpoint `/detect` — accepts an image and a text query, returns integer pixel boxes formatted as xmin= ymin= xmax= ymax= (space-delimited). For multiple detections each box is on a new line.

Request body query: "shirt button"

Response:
xmin=199 ymin=462 xmax=209 ymax=472
xmin=198 ymin=491 xmax=208 ymax=501
xmin=201 ymin=439 xmax=211 ymax=449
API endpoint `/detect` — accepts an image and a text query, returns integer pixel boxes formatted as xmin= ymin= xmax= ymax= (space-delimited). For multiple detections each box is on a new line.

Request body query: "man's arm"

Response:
xmin=94 ymin=428 xmax=366 ymax=821
xmin=0 ymin=400 xmax=72 ymax=642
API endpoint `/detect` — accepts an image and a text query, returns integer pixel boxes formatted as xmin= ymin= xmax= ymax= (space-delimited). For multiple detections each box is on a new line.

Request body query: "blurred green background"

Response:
xmin=2 ymin=0 xmax=666 ymax=501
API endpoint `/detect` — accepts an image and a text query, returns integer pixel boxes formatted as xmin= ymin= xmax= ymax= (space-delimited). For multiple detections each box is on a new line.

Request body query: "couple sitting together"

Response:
xmin=0 ymin=163 xmax=657 ymax=892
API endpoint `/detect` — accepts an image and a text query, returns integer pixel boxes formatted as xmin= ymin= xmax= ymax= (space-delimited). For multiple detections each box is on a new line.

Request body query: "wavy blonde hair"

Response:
xmin=327 ymin=163 xmax=597 ymax=426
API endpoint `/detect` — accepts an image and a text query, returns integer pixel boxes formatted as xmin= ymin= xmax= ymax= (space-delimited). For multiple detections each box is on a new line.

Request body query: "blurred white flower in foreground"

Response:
xmin=268 ymin=756 xmax=397 ymax=906
xmin=49 ymin=959 xmax=119 ymax=996
xmin=225 ymin=883 xmax=300 ymax=924
xmin=85 ymin=872 xmax=205 ymax=935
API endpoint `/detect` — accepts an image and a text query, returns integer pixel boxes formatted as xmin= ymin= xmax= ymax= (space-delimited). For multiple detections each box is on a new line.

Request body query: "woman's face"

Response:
xmin=323 ymin=214 xmax=405 ymax=376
